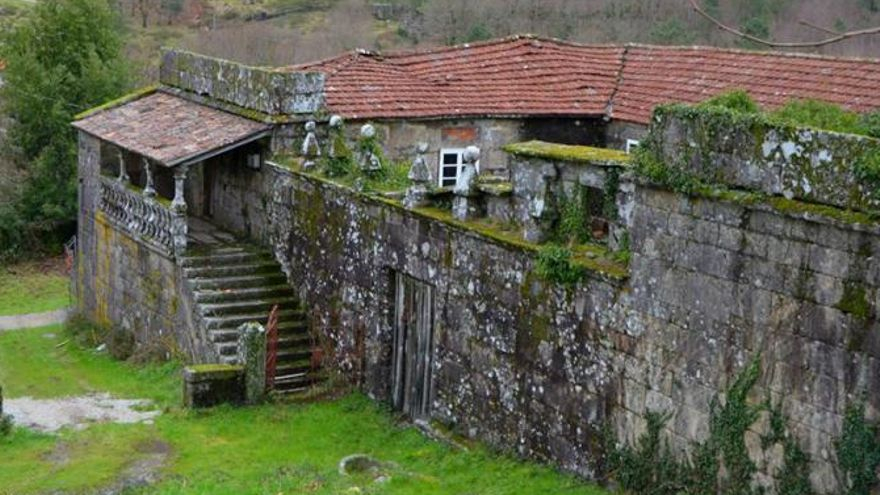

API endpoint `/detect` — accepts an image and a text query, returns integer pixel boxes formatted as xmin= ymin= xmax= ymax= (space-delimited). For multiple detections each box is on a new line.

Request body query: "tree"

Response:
xmin=0 ymin=0 xmax=129 ymax=258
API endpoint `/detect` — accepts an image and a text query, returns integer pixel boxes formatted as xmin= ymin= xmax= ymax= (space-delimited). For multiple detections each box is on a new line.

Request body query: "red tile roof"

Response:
xmin=73 ymin=91 xmax=270 ymax=166
xmin=288 ymin=36 xmax=880 ymax=124
xmin=290 ymin=37 xmax=625 ymax=119
xmin=614 ymin=45 xmax=880 ymax=124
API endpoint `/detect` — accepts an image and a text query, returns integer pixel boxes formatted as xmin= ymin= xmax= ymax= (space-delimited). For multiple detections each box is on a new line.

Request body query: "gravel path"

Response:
xmin=4 ymin=393 xmax=160 ymax=433
xmin=0 ymin=308 xmax=70 ymax=331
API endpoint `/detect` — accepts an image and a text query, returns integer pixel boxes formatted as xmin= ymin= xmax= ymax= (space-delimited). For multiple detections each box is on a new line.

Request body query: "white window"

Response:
xmin=625 ymin=139 xmax=641 ymax=154
xmin=438 ymin=148 xmax=479 ymax=187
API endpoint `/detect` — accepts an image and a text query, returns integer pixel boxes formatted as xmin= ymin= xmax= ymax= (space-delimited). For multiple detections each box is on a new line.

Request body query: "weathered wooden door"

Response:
xmin=392 ymin=273 xmax=435 ymax=419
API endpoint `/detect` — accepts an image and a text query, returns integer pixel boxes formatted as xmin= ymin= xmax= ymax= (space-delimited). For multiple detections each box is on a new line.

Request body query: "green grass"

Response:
xmin=0 ymin=326 xmax=610 ymax=495
xmin=0 ymin=259 xmax=70 ymax=316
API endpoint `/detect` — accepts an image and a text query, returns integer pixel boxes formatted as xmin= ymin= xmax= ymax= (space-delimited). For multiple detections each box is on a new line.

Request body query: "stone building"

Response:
xmin=72 ymin=36 xmax=880 ymax=493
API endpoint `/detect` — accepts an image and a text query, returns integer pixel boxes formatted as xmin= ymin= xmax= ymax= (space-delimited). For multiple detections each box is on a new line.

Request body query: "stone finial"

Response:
xmin=302 ymin=120 xmax=320 ymax=170
xmin=403 ymin=143 xmax=431 ymax=209
xmin=454 ymin=145 xmax=480 ymax=196
xmin=452 ymin=146 xmax=480 ymax=220
xmin=358 ymin=124 xmax=382 ymax=172
xmin=360 ymin=123 xmax=376 ymax=139
xmin=328 ymin=115 xmax=345 ymax=159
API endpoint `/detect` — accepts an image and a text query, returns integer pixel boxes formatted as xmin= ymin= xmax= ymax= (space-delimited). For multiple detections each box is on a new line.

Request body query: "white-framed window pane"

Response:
xmin=439 ymin=148 xmax=465 ymax=187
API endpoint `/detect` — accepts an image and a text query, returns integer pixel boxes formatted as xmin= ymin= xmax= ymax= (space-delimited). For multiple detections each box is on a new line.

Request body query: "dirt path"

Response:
xmin=5 ymin=393 xmax=161 ymax=433
xmin=0 ymin=308 xmax=69 ymax=331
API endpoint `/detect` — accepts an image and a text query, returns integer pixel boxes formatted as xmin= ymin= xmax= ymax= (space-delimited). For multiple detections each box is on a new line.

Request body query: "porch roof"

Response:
xmin=73 ymin=91 xmax=271 ymax=167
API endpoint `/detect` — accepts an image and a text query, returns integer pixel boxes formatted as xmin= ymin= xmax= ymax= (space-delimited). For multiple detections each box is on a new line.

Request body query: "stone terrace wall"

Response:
xmin=75 ymin=133 xmax=206 ymax=361
xmin=254 ymin=154 xmax=879 ymax=492
xmin=261 ymin=163 xmax=624 ymax=478
xmin=159 ymin=49 xmax=325 ymax=116
xmin=625 ymin=184 xmax=880 ymax=492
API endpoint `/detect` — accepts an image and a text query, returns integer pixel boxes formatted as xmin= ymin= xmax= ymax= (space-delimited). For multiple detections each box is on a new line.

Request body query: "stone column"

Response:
xmin=142 ymin=157 xmax=156 ymax=198
xmin=452 ymin=146 xmax=480 ymax=221
xmin=171 ymin=164 xmax=189 ymax=256
xmin=117 ymin=150 xmax=129 ymax=184
xmin=237 ymin=322 xmax=267 ymax=404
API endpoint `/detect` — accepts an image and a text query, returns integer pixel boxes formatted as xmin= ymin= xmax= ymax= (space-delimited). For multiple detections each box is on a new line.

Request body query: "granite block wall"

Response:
xmin=253 ymin=158 xmax=878 ymax=492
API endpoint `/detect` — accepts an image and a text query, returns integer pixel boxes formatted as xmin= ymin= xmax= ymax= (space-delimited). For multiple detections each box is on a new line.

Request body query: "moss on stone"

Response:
xmin=503 ymin=141 xmax=631 ymax=165
xmin=837 ymin=281 xmax=872 ymax=320
xmin=74 ymin=85 xmax=159 ymax=121
xmin=188 ymin=363 xmax=242 ymax=373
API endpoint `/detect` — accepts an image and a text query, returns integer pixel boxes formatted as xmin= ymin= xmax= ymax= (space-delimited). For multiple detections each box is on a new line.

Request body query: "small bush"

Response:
xmin=0 ymin=414 xmax=12 ymax=437
xmin=106 ymin=327 xmax=136 ymax=361
xmin=64 ymin=313 xmax=105 ymax=347
xmin=699 ymin=90 xmax=761 ymax=114
xmin=835 ymin=401 xmax=880 ymax=495
xmin=535 ymin=245 xmax=584 ymax=285
xmin=859 ymin=111 xmax=880 ymax=139
xmin=769 ymin=99 xmax=865 ymax=135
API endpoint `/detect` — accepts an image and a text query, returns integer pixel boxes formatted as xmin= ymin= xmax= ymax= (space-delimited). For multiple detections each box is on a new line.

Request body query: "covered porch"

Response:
xmin=73 ymin=91 xmax=272 ymax=256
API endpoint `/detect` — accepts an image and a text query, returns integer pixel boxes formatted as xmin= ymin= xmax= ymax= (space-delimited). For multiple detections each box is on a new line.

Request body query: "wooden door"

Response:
xmin=392 ymin=273 xmax=435 ymax=419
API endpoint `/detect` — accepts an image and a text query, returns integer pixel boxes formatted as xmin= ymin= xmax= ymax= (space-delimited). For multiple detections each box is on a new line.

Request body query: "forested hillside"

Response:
xmin=3 ymin=0 xmax=880 ymax=83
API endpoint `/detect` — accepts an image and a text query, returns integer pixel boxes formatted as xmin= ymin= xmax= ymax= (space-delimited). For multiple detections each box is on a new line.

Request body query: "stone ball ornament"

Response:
xmin=360 ymin=124 xmax=376 ymax=139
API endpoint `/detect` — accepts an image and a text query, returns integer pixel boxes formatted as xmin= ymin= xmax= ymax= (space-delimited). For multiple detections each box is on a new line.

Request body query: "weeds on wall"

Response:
xmin=535 ymin=245 xmax=584 ymax=286
xmin=606 ymin=357 xmax=817 ymax=495
xmin=835 ymin=401 xmax=880 ymax=495
xmin=315 ymin=129 xmax=411 ymax=193
xmin=554 ymin=185 xmax=593 ymax=245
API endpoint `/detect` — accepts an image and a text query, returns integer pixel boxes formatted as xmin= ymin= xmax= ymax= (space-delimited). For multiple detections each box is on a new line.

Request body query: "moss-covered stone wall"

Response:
xmin=649 ymin=104 xmax=880 ymax=214
xmin=159 ymin=49 xmax=325 ymax=116
xmin=74 ymin=132 xmax=205 ymax=362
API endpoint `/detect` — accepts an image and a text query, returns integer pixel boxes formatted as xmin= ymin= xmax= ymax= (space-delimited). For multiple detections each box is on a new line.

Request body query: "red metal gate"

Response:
xmin=265 ymin=305 xmax=280 ymax=391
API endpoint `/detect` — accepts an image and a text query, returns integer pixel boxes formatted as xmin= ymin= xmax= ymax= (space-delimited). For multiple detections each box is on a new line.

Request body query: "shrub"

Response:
xmin=535 ymin=245 xmax=584 ymax=285
xmin=835 ymin=401 xmax=880 ymax=495
xmin=699 ymin=90 xmax=761 ymax=114
xmin=769 ymin=99 xmax=865 ymax=135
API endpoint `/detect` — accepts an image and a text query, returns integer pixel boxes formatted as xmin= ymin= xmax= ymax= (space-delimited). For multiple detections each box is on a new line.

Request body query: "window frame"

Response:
xmin=438 ymin=148 xmax=480 ymax=187
xmin=625 ymin=139 xmax=641 ymax=154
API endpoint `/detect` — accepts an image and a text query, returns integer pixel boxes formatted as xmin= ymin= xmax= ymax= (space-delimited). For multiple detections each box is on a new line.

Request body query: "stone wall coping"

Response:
xmin=503 ymin=140 xmax=632 ymax=166
xmin=184 ymin=364 xmax=244 ymax=381
xmin=637 ymin=179 xmax=880 ymax=236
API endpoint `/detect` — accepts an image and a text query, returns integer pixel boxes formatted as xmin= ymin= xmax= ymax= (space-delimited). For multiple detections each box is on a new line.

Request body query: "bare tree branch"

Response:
xmin=797 ymin=20 xmax=841 ymax=36
xmin=688 ymin=0 xmax=880 ymax=48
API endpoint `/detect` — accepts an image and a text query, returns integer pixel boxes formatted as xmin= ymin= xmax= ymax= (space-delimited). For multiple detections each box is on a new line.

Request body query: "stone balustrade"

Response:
xmin=98 ymin=176 xmax=186 ymax=256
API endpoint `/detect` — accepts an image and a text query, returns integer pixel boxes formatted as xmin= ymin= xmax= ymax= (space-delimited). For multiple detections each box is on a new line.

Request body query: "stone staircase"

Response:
xmin=180 ymin=245 xmax=320 ymax=394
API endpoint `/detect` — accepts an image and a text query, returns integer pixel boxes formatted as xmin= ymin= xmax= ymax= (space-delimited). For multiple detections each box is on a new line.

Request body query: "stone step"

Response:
xmin=207 ymin=321 xmax=309 ymax=344
xmin=184 ymin=261 xmax=280 ymax=279
xmin=199 ymin=298 xmax=299 ymax=317
xmin=218 ymin=354 xmax=239 ymax=365
xmin=190 ymin=274 xmax=288 ymax=291
xmin=272 ymin=371 xmax=312 ymax=393
xmin=180 ymin=251 xmax=272 ymax=268
xmin=194 ymin=285 xmax=295 ymax=304
xmin=274 ymin=359 xmax=312 ymax=377
xmin=276 ymin=348 xmax=313 ymax=363
xmin=203 ymin=309 xmax=305 ymax=330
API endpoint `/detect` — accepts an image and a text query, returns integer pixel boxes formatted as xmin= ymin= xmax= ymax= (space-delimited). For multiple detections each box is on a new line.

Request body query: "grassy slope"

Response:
xmin=0 ymin=259 xmax=70 ymax=316
xmin=0 ymin=326 xmax=608 ymax=495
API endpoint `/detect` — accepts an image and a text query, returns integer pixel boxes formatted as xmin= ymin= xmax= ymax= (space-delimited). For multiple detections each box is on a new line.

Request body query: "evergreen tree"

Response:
xmin=0 ymin=0 xmax=128 ymax=258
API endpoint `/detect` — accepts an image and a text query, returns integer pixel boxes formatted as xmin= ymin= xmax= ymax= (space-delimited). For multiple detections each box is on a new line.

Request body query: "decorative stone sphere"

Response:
xmin=305 ymin=120 xmax=316 ymax=132
xmin=416 ymin=142 xmax=428 ymax=153
xmin=360 ymin=124 xmax=376 ymax=139
xmin=463 ymin=145 xmax=480 ymax=164
xmin=329 ymin=115 xmax=343 ymax=128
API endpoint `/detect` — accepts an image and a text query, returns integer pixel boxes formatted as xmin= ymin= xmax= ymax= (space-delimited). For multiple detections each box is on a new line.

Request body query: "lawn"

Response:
xmin=0 ymin=325 xmax=610 ymax=495
xmin=0 ymin=258 xmax=70 ymax=316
